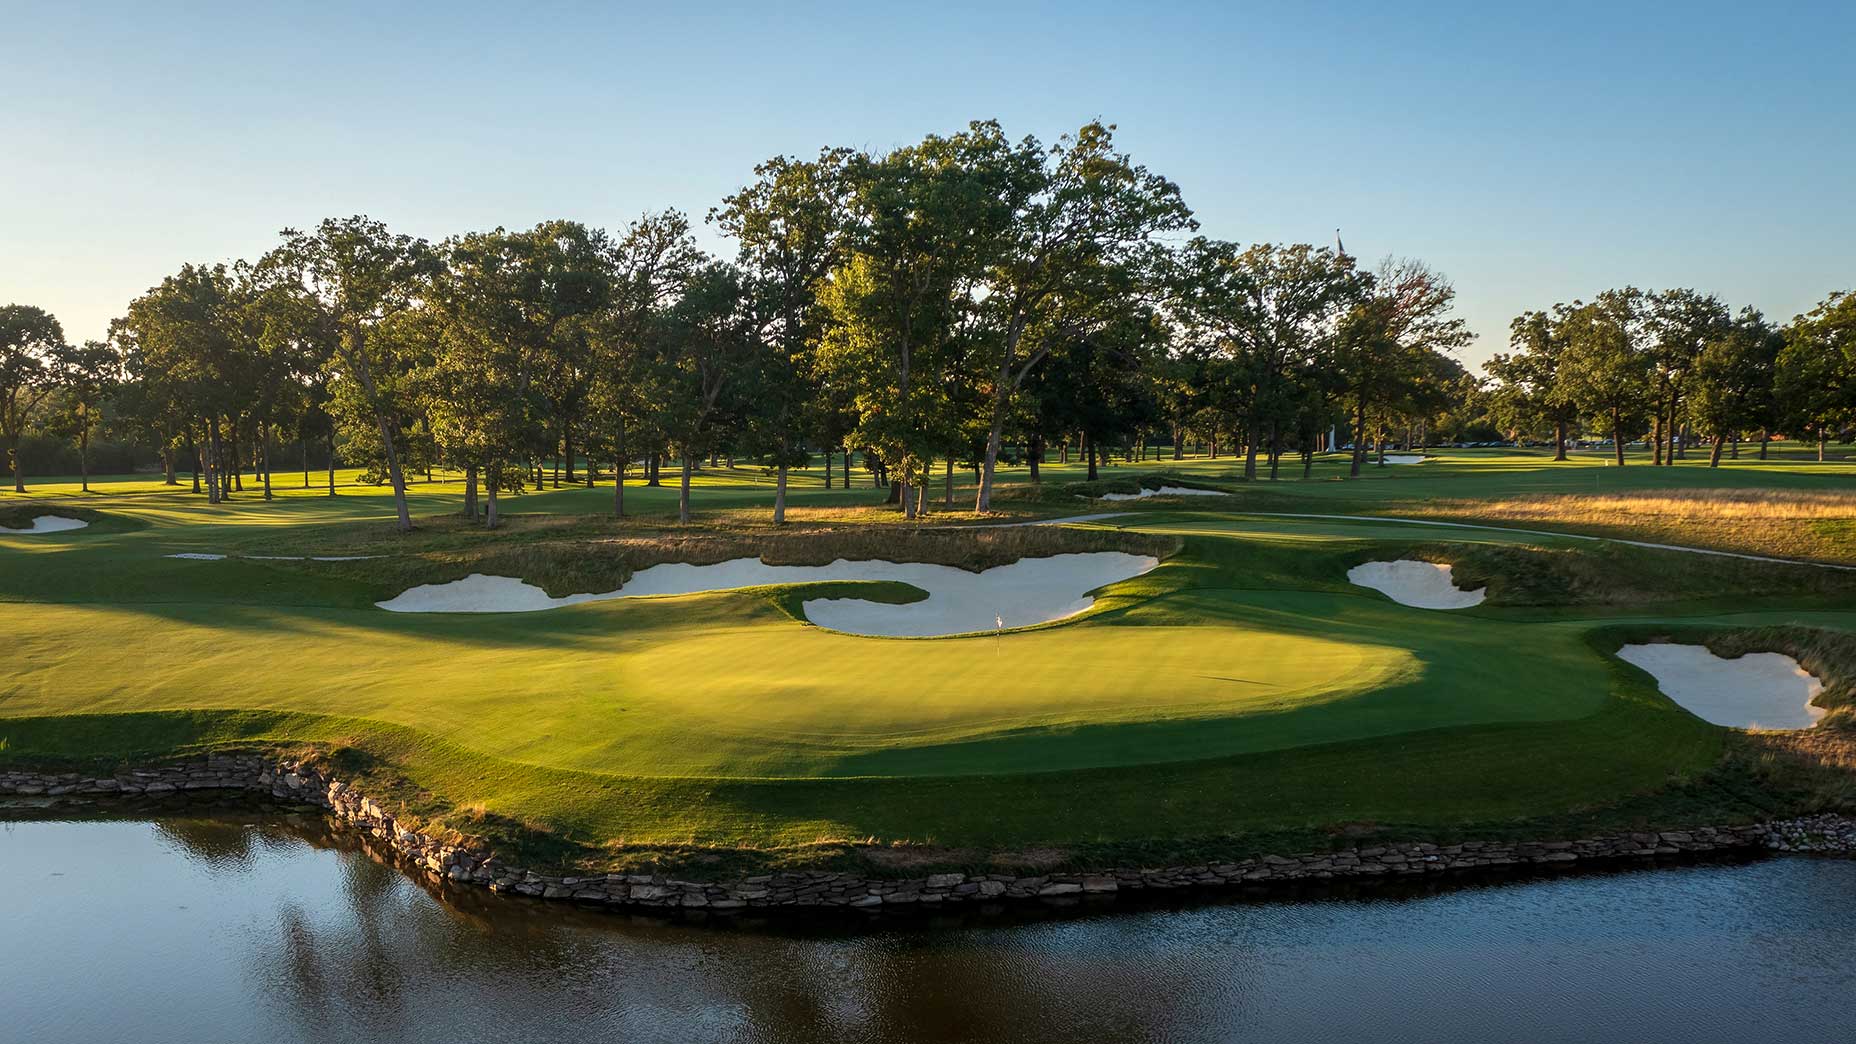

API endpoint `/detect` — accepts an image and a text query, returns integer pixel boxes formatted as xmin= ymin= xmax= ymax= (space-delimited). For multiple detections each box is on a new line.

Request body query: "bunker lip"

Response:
xmin=1617 ymin=642 xmax=1826 ymax=730
xmin=1093 ymin=486 xmax=1230 ymax=502
xmin=1347 ymin=560 xmax=1487 ymax=609
xmin=374 ymin=552 xmax=1161 ymax=638
xmin=0 ymin=515 xmax=89 ymax=534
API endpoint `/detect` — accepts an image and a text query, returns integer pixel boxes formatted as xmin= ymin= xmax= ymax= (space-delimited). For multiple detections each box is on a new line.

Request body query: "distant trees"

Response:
xmin=1336 ymin=258 xmax=1471 ymax=476
xmin=15 ymin=113 xmax=1855 ymax=518
xmin=1689 ymin=310 xmax=1780 ymax=465
xmin=47 ymin=339 xmax=119 ymax=492
xmin=1 ymin=305 xmax=70 ymax=492
xmin=1490 ymin=286 xmax=1856 ymax=466
xmin=1487 ymin=308 xmax=1577 ymax=460
xmin=1179 ymin=241 xmax=1363 ymax=480
xmin=1777 ymin=292 xmax=1856 ymax=461
xmin=145 ymin=119 xmax=1856 ymax=516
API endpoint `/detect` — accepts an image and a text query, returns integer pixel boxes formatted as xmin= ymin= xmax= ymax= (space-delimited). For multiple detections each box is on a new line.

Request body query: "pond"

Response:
xmin=4 ymin=808 xmax=1854 ymax=1043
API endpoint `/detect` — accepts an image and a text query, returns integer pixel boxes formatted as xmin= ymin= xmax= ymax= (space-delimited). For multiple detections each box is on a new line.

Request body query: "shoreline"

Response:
xmin=7 ymin=755 xmax=1855 ymax=917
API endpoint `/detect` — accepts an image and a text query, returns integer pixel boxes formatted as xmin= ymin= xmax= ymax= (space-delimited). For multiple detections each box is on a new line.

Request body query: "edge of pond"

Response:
xmin=6 ymin=754 xmax=1855 ymax=921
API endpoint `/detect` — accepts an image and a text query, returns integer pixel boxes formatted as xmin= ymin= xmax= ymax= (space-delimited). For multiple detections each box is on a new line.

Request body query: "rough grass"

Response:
xmin=1413 ymin=491 xmax=1856 ymax=566
xmin=1429 ymin=541 xmax=1856 ymax=609
xmin=1470 ymin=488 xmax=1856 ymax=521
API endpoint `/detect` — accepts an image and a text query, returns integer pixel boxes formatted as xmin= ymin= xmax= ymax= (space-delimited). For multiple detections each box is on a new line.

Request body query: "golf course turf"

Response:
xmin=5 ymin=447 xmax=1856 ymax=875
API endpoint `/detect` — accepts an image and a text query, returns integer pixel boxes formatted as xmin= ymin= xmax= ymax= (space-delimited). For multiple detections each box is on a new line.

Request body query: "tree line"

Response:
xmin=5 ymin=119 xmax=1851 ymax=520
xmin=1485 ymin=287 xmax=1856 ymax=465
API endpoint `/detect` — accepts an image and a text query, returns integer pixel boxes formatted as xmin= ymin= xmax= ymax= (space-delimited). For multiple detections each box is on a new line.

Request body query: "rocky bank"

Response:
xmin=6 ymin=756 xmax=1855 ymax=914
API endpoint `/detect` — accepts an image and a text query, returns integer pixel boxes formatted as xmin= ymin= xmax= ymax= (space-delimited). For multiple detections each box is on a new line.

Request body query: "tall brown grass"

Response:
xmin=1440 ymin=486 xmax=1856 ymax=520
xmin=1432 ymin=489 xmax=1856 ymax=522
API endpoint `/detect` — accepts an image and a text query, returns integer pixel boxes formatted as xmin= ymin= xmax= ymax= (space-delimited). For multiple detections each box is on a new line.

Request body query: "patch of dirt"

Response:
xmin=987 ymin=846 xmax=1074 ymax=870
xmin=862 ymin=845 xmax=982 ymax=870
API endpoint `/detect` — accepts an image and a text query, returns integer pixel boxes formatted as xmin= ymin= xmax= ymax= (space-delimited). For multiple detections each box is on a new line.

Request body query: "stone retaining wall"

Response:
xmin=7 ymin=757 xmax=1855 ymax=914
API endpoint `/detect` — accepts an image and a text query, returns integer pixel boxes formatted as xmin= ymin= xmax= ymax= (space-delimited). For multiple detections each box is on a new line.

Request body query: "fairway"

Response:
xmin=5 ymin=448 xmax=1856 ymax=862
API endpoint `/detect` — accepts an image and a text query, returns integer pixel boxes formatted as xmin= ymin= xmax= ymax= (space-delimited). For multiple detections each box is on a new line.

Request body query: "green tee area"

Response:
xmin=5 ymin=448 xmax=1856 ymax=875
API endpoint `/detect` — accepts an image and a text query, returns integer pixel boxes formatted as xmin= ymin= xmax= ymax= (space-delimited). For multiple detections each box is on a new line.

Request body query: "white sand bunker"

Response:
xmin=1617 ymin=643 xmax=1826 ymax=730
xmin=1382 ymin=454 xmax=1426 ymax=465
xmin=0 ymin=515 xmax=89 ymax=534
xmin=377 ymin=552 xmax=1161 ymax=637
xmin=1347 ymin=560 xmax=1486 ymax=609
xmin=1095 ymin=485 xmax=1229 ymax=502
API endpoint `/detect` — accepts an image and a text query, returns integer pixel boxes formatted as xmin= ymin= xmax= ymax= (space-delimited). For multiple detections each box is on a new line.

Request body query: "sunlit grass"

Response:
xmin=7 ymin=445 xmax=1856 ymax=869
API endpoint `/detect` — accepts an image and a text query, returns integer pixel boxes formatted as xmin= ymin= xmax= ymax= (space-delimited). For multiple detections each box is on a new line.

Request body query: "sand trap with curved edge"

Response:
xmin=376 ymin=552 xmax=1161 ymax=637
xmin=0 ymin=515 xmax=89 ymax=534
xmin=1095 ymin=486 xmax=1229 ymax=502
xmin=1382 ymin=454 xmax=1426 ymax=465
xmin=1617 ymin=643 xmax=1825 ymax=730
xmin=1347 ymin=560 xmax=1486 ymax=609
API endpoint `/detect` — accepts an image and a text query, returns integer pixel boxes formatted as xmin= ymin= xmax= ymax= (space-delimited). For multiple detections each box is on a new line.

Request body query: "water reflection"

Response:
xmin=3 ymin=809 xmax=1855 ymax=1043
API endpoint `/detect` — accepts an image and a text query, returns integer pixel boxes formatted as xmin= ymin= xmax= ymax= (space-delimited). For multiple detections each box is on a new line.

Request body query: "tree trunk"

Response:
xmin=901 ymin=474 xmax=915 ymax=520
xmin=1759 ymin=430 xmax=1769 ymax=460
xmin=206 ymin=423 xmax=222 ymax=502
xmin=773 ymin=464 xmax=788 ymax=525
xmin=1028 ymin=435 xmax=1042 ymax=482
xmin=1349 ymin=397 xmax=1368 ymax=477
xmin=1243 ymin=417 xmax=1260 ymax=480
xmin=485 ymin=465 xmax=500 ymax=529
xmin=1708 ymin=433 xmax=1726 ymax=467
xmin=1085 ymin=431 xmax=1099 ymax=481
xmin=260 ymin=431 xmax=272 ymax=500
xmin=1553 ymin=419 xmax=1567 ymax=462
xmin=1266 ymin=421 xmax=1280 ymax=481
xmin=564 ymin=428 xmax=575 ymax=485
xmin=1730 ymin=435 xmax=1740 ymax=459
xmin=163 ymin=446 xmax=177 ymax=486
xmin=8 ymin=434 xmax=22 ymax=493
xmin=976 ymin=394 xmax=1006 ymax=512
xmin=646 ymin=451 xmax=661 ymax=487
xmin=944 ymin=459 xmax=953 ymax=510
xmin=372 ymin=413 xmax=412 ymax=531
xmin=79 ymin=424 xmax=90 ymax=492
xmin=1819 ymin=436 xmax=1827 ymax=462
xmin=1302 ymin=448 xmax=1314 ymax=479
xmin=613 ymin=458 xmax=625 ymax=517
xmin=1613 ymin=410 xmax=1626 ymax=466
xmin=678 ymin=451 xmax=693 ymax=524
xmin=1652 ymin=414 xmax=1664 ymax=466
xmin=1172 ymin=422 xmax=1184 ymax=460
xmin=463 ymin=465 xmax=479 ymax=519
xmin=327 ymin=429 xmax=336 ymax=496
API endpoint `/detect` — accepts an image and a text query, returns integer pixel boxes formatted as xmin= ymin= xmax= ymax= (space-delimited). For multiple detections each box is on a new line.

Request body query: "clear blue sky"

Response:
xmin=5 ymin=0 xmax=1852 ymax=367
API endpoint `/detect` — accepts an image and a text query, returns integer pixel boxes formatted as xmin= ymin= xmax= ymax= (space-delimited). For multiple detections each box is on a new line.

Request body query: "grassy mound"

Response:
xmin=0 ymin=504 xmax=141 ymax=534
